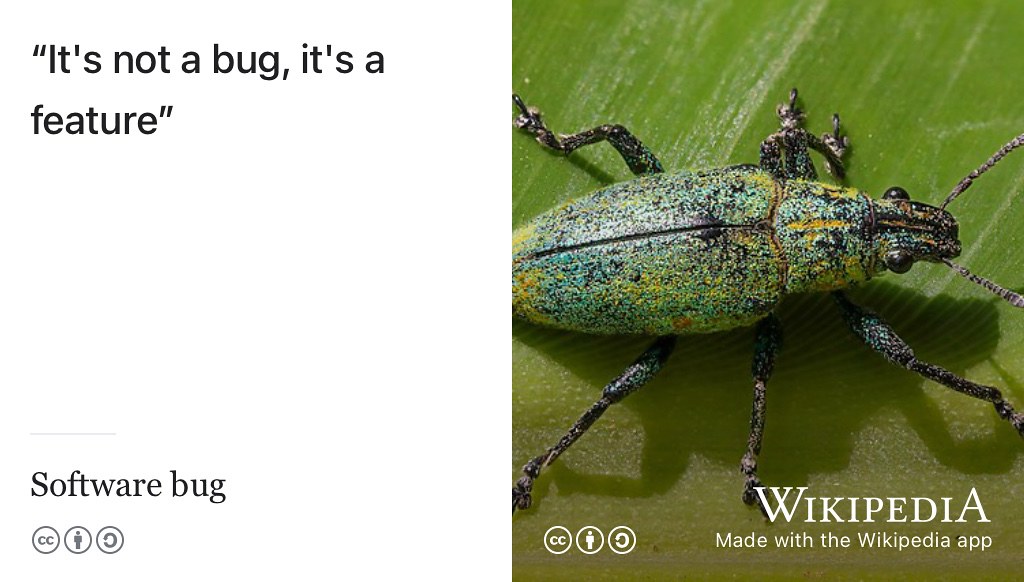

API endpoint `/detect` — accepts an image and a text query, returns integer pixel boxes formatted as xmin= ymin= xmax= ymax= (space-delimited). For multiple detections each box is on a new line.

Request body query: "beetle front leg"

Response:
xmin=513 ymin=336 xmax=677 ymax=513
xmin=759 ymin=88 xmax=849 ymax=181
xmin=833 ymin=291 xmax=1024 ymax=437
xmin=810 ymin=113 xmax=850 ymax=179
xmin=512 ymin=94 xmax=664 ymax=176
xmin=741 ymin=314 xmax=783 ymax=516
xmin=766 ymin=130 xmax=819 ymax=181
xmin=759 ymin=135 xmax=785 ymax=179
xmin=759 ymin=88 xmax=815 ymax=181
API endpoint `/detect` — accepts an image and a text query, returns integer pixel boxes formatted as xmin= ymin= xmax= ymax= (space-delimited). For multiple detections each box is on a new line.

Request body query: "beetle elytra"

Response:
xmin=511 ymin=89 xmax=1024 ymax=515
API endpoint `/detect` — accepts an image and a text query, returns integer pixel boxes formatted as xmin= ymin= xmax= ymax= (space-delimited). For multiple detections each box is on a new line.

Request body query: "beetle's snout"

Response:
xmin=874 ymin=199 xmax=963 ymax=273
xmin=924 ymin=206 xmax=961 ymax=259
xmin=945 ymin=219 xmax=962 ymax=258
xmin=942 ymin=237 xmax=963 ymax=259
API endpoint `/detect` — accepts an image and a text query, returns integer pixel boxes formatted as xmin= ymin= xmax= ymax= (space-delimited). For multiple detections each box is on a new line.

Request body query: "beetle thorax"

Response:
xmin=773 ymin=182 xmax=876 ymax=293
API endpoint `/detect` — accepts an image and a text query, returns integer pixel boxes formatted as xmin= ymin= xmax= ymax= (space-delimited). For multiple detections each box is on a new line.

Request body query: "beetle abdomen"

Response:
xmin=513 ymin=168 xmax=785 ymax=335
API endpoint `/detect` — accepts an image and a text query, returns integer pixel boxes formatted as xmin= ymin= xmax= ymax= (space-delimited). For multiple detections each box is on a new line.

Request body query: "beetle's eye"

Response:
xmin=883 ymin=186 xmax=910 ymax=201
xmin=885 ymin=250 xmax=914 ymax=274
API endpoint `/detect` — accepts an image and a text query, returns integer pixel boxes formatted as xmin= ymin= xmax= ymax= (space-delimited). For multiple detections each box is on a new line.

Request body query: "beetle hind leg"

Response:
xmin=741 ymin=314 xmax=783 ymax=516
xmin=512 ymin=93 xmax=664 ymax=176
xmin=513 ymin=336 xmax=677 ymax=513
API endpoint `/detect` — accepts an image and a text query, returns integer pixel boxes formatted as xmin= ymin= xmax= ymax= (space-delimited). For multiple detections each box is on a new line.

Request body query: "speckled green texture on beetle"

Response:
xmin=511 ymin=89 xmax=1024 ymax=516
xmin=513 ymin=167 xmax=964 ymax=335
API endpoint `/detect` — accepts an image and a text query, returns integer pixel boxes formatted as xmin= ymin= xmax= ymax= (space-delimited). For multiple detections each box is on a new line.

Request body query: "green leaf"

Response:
xmin=513 ymin=1 xmax=1024 ymax=578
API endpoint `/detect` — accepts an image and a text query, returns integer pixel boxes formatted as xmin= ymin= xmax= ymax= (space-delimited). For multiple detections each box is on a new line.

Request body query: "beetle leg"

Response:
xmin=758 ymin=134 xmax=785 ymax=180
xmin=833 ymin=291 xmax=1024 ymax=438
xmin=759 ymin=88 xmax=849 ymax=181
xmin=760 ymin=129 xmax=819 ymax=182
xmin=512 ymin=94 xmax=664 ymax=176
xmin=760 ymin=88 xmax=813 ymax=181
xmin=786 ymin=130 xmax=818 ymax=181
xmin=741 ymin=314 xmax=783 ymax=517
xmin=809 ymin=113 xmax=850 ymax=179
xmin=513 ymin=336 xmax=677 ymax=513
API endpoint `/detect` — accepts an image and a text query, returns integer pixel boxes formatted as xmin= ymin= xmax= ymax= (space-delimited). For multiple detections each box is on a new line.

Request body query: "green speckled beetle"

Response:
xmin=511 ymin=89 xmax=1024 ymax=516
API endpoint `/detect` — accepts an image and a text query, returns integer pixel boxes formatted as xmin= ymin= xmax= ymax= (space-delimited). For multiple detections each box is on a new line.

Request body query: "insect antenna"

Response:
xmin=941 ymin=132 xmax=1024 ymax=209
xmin=941 ymin=258 xmax=1024 ymax=307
